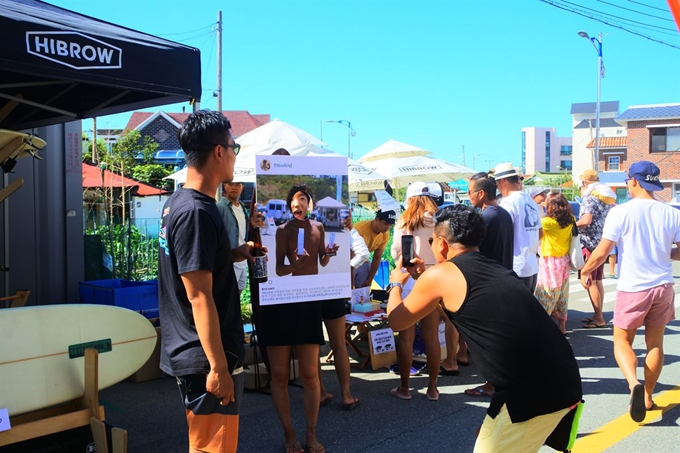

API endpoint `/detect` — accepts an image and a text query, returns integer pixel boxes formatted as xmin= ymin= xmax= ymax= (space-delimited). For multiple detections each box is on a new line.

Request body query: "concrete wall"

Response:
xmin=1 ymin=121 xmax=84 ymax=304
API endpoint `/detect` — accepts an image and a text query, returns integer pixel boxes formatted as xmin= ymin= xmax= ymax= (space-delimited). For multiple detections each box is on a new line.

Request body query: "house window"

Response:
xmin=650 ymin=127 xmax=680 ymax=152
xmin=608 ymin=156 xmax=620 ymax=171
xmin=560 ymin=145 xmax=572 ymax=156
xmin=559 ymin=160 xmax=572 ymax=171
xmin=674 ymin=183 xmax=680 ymax=202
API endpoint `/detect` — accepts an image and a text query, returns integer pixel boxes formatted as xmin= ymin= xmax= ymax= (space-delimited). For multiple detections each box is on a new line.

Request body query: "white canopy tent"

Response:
xmin=357 ymin=139 xmax=433 ymax=163
xmin=365 ymin=155 xmax=476 ymax=189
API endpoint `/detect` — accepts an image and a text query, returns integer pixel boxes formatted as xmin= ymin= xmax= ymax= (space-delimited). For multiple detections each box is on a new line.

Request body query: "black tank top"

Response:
xmin=443 ymin=252 xmax=582 ymax=422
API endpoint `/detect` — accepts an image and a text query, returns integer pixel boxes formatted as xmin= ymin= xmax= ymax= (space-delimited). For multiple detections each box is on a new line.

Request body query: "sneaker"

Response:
xmin=609 ymin=274 xmax=618 ymax=279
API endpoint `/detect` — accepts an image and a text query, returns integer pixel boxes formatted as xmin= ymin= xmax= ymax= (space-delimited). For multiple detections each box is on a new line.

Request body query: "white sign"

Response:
xmin=438 ymin=321 xmax=446 ymax=347
xmin=256 ymin=155 xmax=351 ymax=305
xmin=0 ymin=408 xmax=11 ymax=432
xmin=370 ymin=328 xmax=396 ymax=356
xmin=374 ymin=190 xmax=400 ymax=213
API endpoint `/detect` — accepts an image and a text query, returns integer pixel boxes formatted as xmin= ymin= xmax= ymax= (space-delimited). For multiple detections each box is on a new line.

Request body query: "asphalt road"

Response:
xmin=94 ymin=263 xmax=680 ymax=453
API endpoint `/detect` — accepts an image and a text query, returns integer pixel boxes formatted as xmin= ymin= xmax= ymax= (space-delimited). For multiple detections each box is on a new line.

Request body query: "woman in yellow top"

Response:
xmin=535 ymin=192 xmax=575 ymax=334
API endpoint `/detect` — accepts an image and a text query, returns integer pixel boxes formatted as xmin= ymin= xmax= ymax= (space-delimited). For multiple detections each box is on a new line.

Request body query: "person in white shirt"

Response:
xmin=494 ymin=163 xmax=541 ymax=292
xmin=580 ymin=161 xmax=680 ymax=423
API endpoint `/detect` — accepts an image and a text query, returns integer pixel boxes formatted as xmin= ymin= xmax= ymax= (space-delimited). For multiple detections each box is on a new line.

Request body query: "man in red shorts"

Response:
xmin=580 ymin=161 xmax=680 ymax=423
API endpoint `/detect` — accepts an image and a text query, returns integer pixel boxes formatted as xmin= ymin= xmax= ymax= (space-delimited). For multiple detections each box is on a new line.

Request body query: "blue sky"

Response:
xmin=51 ymin=0 xmax=680 ymax=171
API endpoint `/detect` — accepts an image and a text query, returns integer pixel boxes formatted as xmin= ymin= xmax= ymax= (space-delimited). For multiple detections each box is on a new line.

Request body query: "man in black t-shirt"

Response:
xmin=158 ymin=110 xmax=254 ymax=453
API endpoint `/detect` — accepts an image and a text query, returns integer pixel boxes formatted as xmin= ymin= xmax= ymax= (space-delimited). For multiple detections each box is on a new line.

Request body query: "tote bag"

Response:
xmin=569 ymin=223 xmax=585 ymax=271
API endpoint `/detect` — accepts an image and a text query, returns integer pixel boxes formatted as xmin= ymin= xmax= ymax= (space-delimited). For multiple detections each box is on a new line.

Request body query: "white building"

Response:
xmin=570 ymin=101 xmax=625 ymax=181
xmin=521 ymin=127 xmax=572 ymax=175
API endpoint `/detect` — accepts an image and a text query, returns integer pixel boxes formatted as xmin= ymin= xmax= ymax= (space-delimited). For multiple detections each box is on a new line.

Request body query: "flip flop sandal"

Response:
xmin=629 ymin=384 xmax=646 ymax=423
xmin=319 ymin=396 xmax=333 ymax=407
xmin=341 ymin=397 xmax=361 ymax=411
xmin=581 ymin=317 xmax=593 ymax=323
xmin=457 ymin=359 xmax=470 ymax=366
xmin=583 ymin=322 xmax=608 ymax=329
xmin=439 ymin=366 xmax=460 ymax=376
xmin=390 ymin=387 xmax=412 ymax=400
xmin=464 ymin=387 xmax=493 ymax=397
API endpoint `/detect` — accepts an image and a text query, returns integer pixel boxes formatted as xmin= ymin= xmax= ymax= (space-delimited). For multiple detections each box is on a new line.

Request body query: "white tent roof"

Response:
xmin=357 ymin=139 xmax=433 ymax=163
xmin=315 ymin=196 xmax=347 ymax=208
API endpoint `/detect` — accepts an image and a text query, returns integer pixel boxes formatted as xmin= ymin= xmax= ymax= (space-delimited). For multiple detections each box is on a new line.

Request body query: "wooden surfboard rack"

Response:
xmin=0 ymin=348 xmax=127 ymax=452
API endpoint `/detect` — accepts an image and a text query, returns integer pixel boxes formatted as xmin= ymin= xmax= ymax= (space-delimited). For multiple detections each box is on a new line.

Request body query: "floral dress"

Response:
xmin=535 ymin=216 xmax=574 ymax=320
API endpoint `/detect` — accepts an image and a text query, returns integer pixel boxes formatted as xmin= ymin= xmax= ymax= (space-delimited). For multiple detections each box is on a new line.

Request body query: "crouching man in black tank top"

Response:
xmin=386 ymin=205 xmax=582 ymax=453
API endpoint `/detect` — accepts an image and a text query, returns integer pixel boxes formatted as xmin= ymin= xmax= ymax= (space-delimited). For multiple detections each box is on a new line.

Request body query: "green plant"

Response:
xmin=87 ymin=222 xmax=159 ymax=281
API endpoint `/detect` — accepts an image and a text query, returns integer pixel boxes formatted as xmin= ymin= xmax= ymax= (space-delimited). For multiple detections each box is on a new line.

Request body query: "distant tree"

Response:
xmin=133 ymin=164 xmax=173 ymax=189
xmin=104 ymin=129 xmax=159 ymax=177
xmin=81 ymin=133 xmax=109 ymax=165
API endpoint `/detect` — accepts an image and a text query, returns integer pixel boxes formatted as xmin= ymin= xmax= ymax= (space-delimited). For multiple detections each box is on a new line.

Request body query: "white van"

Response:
xmin=266 ymin=199 xmax=289 ymax=225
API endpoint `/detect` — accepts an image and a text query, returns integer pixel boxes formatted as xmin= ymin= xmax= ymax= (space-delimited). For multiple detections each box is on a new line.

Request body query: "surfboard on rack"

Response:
xmin=0 ymin=178 xmax=23 ymax=203
xmin=0 ymin=129 xmax=47 ymax=173
xmin=0 ymin=304 xmax=158 ymax=416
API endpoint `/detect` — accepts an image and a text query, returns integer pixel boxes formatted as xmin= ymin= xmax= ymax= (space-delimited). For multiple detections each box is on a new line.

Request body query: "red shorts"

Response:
xmin=614 ymin=284 xmax=675 ymax=330
xmin=578 ymin=248 xmax=604 ymax=281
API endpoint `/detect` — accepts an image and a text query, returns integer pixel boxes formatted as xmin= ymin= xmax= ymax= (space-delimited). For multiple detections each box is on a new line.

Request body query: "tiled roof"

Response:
xmin=82 ymin=162 xmax=169 ymax=196
xmin=570 ymin=101 xmax=620 ymax=115
xmin=586 ymin=137 xmax=627 ymax=148
xmin=574 ymin=118 xmax=622 ymax=129
xmin=124 ymin=110 xmax=271 ymax=137
xmin=616 ymin=104 xmax=680 ymax=121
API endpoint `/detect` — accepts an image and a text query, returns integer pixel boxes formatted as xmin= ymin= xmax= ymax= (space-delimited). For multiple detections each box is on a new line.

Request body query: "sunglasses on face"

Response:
xmin=218 ymin=142 xmax=241 ymax=155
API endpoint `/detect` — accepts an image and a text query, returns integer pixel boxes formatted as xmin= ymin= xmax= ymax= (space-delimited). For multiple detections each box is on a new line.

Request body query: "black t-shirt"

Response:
xmin=158 ymin=188 xmax=244 ymax=376
xmin=444 ymin=252 xmax=582 ymax=423
xmin=480 ymin=205 xmax=514 ymax=270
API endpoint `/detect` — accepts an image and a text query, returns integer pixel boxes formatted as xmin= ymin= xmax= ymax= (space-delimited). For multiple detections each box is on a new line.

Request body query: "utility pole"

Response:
xmin=92 ymin=117 xmax=98 ymax=164
xmin=216 ymin=11 xmax=222 ymax=113
xmin=461 ymin=145 xmax=466 ymax=167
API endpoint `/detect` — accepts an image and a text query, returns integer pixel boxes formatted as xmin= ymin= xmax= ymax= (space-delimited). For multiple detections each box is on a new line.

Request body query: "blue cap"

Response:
xmin=628 ymin=161 xmax=663 ymax=191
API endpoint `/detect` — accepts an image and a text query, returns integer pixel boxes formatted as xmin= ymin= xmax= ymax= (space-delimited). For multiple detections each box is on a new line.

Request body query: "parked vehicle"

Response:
xmin=266 ymin=199 xmax=289 ymax=225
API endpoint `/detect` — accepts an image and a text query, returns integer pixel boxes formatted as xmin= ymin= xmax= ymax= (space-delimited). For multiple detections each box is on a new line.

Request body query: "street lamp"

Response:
xmin=578 ymin=30 xmax=603 ymax=172
xmin=325 ymin=119 xmax=356 ymax=159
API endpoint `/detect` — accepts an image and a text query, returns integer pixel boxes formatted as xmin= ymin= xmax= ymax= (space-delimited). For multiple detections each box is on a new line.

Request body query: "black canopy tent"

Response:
xmin=0 ymin=0 xmax=201 ymax=130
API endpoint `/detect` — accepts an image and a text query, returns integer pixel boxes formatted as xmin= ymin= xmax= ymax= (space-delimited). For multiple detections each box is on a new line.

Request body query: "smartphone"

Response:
xmin=326 ymin=233 xmax=337 ymax=256
xmin=401 ymin=234 xmax=415 ymax=267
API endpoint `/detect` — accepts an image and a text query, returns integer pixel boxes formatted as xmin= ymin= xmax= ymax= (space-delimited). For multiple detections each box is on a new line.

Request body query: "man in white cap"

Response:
xmin=580 ymin=160 xmax=680 ymax=423
xmin=494 ymin=163 xmax=541 ymax=292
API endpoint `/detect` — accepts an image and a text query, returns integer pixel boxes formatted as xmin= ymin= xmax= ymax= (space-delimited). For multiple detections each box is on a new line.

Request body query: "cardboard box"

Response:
xmin=244 ymin=363 xmax=269 ymax=390
xmin=128 ymin=326 xmax=165 ymax=382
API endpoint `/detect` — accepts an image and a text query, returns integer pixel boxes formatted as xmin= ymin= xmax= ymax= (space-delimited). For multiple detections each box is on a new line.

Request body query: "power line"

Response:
xmin=174 ymin=30 xmax=215 ymax=44
xmin=539 ymin=0 xmax=680 ymax=49
xmin=553 ymin=0 xmax=679 ymax=32
xmin=156 ymin=23 xmax=215 ymax=37
xmin=626 ymin=0 xmax=671 ymax=13
xmin=595 ymin=0 xmax=674 ymax=22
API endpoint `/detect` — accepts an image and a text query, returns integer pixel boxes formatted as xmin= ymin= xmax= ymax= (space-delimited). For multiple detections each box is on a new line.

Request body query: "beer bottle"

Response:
xmin=251 ymin=223 xmax=268 ymax=283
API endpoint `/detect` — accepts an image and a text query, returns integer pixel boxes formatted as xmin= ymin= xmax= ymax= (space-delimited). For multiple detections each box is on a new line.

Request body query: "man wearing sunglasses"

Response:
xmin=158 ymin=110 xmax=254 ymax=453
xmin=580 ymin=161 xmax=680 ymax=422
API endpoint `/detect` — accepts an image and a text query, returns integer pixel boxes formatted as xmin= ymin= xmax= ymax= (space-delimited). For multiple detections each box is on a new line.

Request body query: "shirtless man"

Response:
xmin=275 ymin=184 xmax=339 ymax=276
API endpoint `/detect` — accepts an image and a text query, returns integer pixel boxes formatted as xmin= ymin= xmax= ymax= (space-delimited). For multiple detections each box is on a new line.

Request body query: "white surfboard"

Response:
xmin=0 ymin=304 xmax=157 ymax=417
xmin=0 ymin=129 xmax=46 ymax=172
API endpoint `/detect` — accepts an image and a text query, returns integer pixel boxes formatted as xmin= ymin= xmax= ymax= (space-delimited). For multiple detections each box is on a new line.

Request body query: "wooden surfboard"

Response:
xmin=0 ymin=129 xmax=46 ymax=172
xmin=0 ymin=304 xmax=157 ymax=417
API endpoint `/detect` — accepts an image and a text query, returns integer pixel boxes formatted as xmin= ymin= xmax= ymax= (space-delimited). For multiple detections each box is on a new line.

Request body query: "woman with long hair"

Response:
xmin=535 ymin=192 xmax=576 ymax=334
xmin=390 ymin=183 xmax=453 ymax=401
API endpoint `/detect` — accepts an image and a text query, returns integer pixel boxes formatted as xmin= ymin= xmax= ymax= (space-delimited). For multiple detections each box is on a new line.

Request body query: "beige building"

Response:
xmin=570 ymin=101 xmax=625 ymax=181
xmin=521 ymin=127 xmax=572 ymax=175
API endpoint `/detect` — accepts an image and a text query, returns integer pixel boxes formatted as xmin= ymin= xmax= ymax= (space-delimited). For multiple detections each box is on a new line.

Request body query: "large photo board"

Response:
xmin=255 ymin=155 xmax=351 ymax=305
